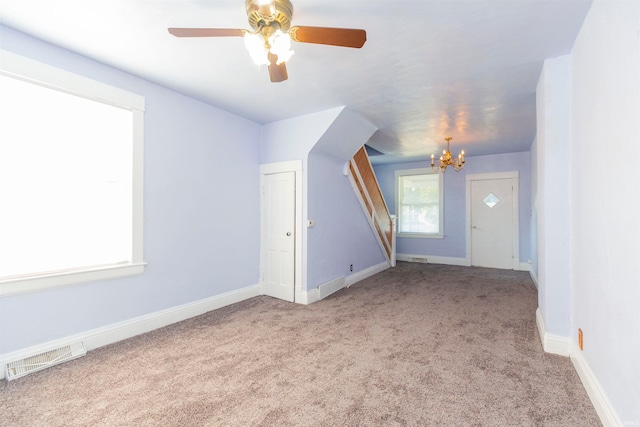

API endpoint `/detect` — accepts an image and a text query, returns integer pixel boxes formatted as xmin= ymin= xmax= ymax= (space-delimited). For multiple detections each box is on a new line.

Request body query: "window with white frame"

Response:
xmin=0 ymin=51 xmax=145 ymax=296
xmin=395 ymin=168 xmax=443 ymax=237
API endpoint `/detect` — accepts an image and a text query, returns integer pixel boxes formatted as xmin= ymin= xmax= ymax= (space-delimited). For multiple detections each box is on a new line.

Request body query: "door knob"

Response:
xmin=286 ymin=232 xmax=292 ymax=236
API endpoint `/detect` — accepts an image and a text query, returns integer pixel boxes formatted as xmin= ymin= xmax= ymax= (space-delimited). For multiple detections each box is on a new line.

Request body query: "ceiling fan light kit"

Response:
xmin=243 ymin=29 xmax=294 ymax=66
xmin=168 ymin=0 xmax=366 ymax=82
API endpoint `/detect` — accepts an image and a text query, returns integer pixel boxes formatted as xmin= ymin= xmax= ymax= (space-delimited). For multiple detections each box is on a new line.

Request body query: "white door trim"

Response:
xmin=465 ymin=171 xmax=520 ymax=270
xmin=259 ymin=160 xmax=303 ymax=300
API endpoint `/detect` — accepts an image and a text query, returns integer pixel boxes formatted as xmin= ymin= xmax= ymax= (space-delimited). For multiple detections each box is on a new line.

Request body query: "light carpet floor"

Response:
xmin=0 ymin=262 xmax=601 ymax=426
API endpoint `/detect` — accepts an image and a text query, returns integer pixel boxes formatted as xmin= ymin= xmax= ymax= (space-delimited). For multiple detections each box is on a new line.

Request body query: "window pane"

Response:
xmin=399 ymin=173 xmax=440 ymax=233
xmin=0 ymin=75 xmax=133 ymax=278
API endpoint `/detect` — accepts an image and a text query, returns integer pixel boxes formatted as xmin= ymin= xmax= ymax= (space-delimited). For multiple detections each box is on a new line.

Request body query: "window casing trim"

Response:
xmin=0 ymin=263 xmax=146 ymax=296
xmin=0 ymin=50 xmax=145 ymax=297
xmin=395 ymin=167 xmax=444 ymax=238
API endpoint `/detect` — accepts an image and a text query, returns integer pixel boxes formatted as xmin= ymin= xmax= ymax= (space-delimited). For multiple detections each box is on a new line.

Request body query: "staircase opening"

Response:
xmin=347 ymin=146 xmax=396 ymax=266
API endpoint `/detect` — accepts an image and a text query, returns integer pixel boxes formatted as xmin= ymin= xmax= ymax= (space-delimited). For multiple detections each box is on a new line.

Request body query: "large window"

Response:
xmin=395 ymin=168 xmax=443 ymax=237
xmin=0 ymin=51 xmax=145 ymax=296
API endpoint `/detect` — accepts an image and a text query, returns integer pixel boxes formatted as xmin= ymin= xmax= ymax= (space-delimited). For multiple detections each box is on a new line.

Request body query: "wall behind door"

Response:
xmin=374 ymin=151 xmax=531 ymax=263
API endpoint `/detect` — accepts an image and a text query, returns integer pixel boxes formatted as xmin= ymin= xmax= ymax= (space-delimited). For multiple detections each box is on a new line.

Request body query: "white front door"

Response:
xmin=261 ymin=171 xmax=295 ymax=302
xmin=469 ymin=176 xmax=517 ymax=269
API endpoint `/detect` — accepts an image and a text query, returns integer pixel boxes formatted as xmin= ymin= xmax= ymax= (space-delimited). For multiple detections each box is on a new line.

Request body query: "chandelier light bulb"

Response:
xmin=244 ymin=32 xmax=269 ymax=65
xmin=269 ymin=30 xmax=295 ymax=64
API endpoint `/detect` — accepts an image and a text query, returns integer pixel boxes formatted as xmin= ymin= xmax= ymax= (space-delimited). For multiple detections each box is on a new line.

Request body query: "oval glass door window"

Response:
xmin=483 ymin=193 xmax=501 ymax=208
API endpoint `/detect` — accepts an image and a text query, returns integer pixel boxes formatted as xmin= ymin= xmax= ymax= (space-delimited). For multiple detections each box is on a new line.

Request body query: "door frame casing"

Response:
xmin=259 ymin=160 xmax=303 ymax=300
xmin=465 ymin=171 xmax=520 ymax=270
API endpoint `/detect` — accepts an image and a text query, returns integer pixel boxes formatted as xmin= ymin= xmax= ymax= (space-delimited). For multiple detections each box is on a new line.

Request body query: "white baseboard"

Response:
xmin=570 ymin=347 xmax=621 ymax=427
xmin=396 ymin=253 xmax=470 ymax=266
xmin=519 ymin=262 xmax=531 ymax=272
xmin=297 ymin=261 xmax=390 ymax=305
xmin=0 ymin=284 xmax=260 ymax=380
xmin=346 ymin=261 xmax=390 ymax=287
xmin=318 ymin=275 xmax=346 ymax=300
xmin=529 ymin=269 xmax=539 ymax=289
xmin=536 ymin=311 xmax=620 ymax=426
xmin=295 ymin=289 xmax=319 ymax=305
xmin=535 ymin=308 xmax=570 ymax=356
xmin=398 ymin=254 xmax=534 ymax=273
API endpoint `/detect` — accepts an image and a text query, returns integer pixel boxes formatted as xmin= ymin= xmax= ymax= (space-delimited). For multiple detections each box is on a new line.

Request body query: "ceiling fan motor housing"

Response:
xmin=246 ymin=0 xmax=293 ymax=32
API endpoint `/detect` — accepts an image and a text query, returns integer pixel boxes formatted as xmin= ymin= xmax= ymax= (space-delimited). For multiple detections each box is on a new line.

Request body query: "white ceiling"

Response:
xmin=0 ymin=0 xmax=592 ymax=164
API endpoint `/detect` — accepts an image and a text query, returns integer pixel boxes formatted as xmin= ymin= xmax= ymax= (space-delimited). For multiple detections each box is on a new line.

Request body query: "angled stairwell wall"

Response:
xmin=307 ymin=108 xmax=386 ymax=289
xmin=347 ymin=146 xmax=396 ymax=266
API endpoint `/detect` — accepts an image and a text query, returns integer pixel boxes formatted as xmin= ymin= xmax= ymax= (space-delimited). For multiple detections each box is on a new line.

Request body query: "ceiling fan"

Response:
xmin=168 ymin=0 xmax=367 ymax=83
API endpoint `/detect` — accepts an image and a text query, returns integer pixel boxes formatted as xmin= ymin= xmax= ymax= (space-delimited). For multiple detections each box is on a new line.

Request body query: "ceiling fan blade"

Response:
xmin=289 ymin=26 xmax=366 ymax=48
xmin=168 ymin=28 xmax=246 ymax=38
xmin=268 ymin=53 xmax=288 ymax=83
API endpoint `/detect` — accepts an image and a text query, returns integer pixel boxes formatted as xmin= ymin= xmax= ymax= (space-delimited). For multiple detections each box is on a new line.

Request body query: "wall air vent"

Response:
xmin=5 ymin=342 xmax=86 ymax=381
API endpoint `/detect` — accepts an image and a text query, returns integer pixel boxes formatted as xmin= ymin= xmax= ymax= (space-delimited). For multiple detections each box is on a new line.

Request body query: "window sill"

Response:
xmin=0 ymin=262 xmax=146 ymax=297
xmin=397 ymin=233 xmax=445 ymax=239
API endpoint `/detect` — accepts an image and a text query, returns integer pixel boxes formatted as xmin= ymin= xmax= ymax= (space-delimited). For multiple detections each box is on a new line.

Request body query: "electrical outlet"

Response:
xmin=350 ymin=264 xmax=353 ymax=272
xmin=578 ymin=328 xmax=583 ymax=351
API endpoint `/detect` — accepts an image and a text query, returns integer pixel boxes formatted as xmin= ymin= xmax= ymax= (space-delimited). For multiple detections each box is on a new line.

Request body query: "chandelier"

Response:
xmin=431 ymin=137 xmax=465 ymax=172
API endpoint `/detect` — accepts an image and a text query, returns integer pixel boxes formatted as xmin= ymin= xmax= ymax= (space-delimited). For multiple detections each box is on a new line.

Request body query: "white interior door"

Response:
xmin=470 ymin=177 xmax=516 ymax=269
xmin=261 ymin=171 xmax=295 ymax=302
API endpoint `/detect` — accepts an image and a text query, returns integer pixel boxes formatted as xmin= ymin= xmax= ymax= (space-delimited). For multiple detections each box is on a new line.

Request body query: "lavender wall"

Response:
xmin=259 ymin=108 xmax=343 ymax=165
xmin=306 ymin=108 xmax=380 ymax=287
xmin=307 ymin=152 xmax=385 ymax=287
xmin=569 ymin=1 xmax=640 ymax=421
xmin=374 ymin=151 xmax=531 ymax=262
xmin=0 ymin=26 xmax=261 ymax=354
xmin=528 ymin=136 xmax=539 ymax=285
xmin=536 ymin=55 xmax=572 ymax=338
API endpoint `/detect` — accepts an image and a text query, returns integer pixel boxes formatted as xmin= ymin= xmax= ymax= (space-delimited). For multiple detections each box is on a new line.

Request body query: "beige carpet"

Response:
xmin=0 ymin=262 xmax=601 ymax=426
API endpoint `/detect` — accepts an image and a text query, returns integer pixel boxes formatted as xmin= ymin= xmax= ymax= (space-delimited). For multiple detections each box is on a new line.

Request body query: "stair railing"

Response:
xmin=346 ymin=146 xmax=396 ymax=267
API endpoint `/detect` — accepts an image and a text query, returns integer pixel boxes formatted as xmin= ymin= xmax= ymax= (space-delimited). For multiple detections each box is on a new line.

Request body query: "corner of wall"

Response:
xmin=296 ymin=261 xmax=389 ymax=306
xmin=535 ymin=307 xmax=570 ymax=357
xmin=345 ymin=261 xmax=390 ymax=287
xmin=529 ymin=269 xmax=538 ymax=289
xmin=295 ymin=289 xmax=319 ymax=305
